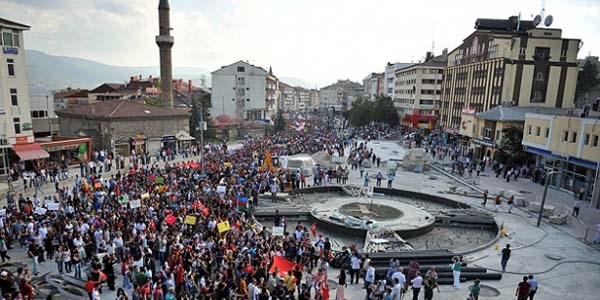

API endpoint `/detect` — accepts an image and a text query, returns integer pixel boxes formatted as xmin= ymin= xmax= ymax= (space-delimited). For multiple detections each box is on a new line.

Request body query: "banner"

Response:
xmin=184 ymin=215 xmax=197 ymax=225
xmin=141 ymin=193 xmax=150 ymax=200
xmin=272 ymin=226 xmax=284 ymax=236
xmin=156 ymin=177 xmax=164 ymax=184
xmin=268 ymin=255 xmax=296 ymax=277
xmin=34 ymin=207 xmax=47 ymax=215
xmin=129 ymin=199 xmax=142 ymax=209
xmin=217 ymin=221 xmax=230 ymax=233
xmin=217 ymin=185 xmax=226 ymax=194
xmin=46 ymin=202 xmax=60 ymax=211
xmin=237 ymin=197 xmax=249 ymax=211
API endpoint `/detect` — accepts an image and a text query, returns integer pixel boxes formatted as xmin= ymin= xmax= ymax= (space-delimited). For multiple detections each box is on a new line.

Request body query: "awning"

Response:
xmin=13 ymin=143 xmax=50 ymax=161
xmin=176 ymin=130 xmax=195 ymax=141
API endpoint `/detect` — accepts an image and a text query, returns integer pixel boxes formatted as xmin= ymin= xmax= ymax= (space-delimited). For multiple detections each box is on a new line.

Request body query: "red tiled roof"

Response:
xmin=55 ymin=100 xmax=190 ymax=120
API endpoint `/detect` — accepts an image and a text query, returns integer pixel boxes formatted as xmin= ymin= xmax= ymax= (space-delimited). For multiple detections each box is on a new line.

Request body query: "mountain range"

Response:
xmin=25 ymin=49 xmax=316 ymax=91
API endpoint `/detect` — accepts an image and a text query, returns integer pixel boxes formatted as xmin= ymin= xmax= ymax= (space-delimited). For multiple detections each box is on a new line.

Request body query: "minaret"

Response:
xmin=156 ymin=0 xmax=174 ymax=108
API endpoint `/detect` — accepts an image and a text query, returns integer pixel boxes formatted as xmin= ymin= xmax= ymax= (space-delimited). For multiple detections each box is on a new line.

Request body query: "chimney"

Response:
xmin=425 ymin=51 xmax=434 ymax=62
xmin=188 ymin=80 xmax=192 ymax=93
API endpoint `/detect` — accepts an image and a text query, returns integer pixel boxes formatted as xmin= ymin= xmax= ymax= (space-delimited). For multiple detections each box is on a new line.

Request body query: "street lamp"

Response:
xmin=537 ymin=170 xmax=559 ymax=227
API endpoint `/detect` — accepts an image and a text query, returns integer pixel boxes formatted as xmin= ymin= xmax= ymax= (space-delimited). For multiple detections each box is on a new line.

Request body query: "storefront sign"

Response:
xmin=2 ymin=47 xmax=18 ymax=55
xmin=551 ymin=152 xmax=569 ymax=161
xmin=43 ymin=143 xmax=81 ymax=152
xmin=161 ymin=135 xmax=176 ymax=142
xmin=15 ymin=136 xmax=28 ymax=145
xmin=472 ymin=138 xmax=496 ymax=148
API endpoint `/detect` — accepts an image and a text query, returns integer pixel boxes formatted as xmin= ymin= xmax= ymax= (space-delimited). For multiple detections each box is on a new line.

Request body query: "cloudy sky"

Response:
xmin=2 ymin=0 xmax=599 ymax=87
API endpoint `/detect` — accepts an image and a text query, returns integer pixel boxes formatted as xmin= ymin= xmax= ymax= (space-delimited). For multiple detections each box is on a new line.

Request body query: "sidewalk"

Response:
xmin=431 ymin=158 xmax=598 ymax=242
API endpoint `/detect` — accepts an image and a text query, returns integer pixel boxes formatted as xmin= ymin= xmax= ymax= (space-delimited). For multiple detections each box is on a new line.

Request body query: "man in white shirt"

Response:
xmin=364 ymin=262 xmax=375 ymax=297
xmin=392 ymin=278 xmax=403 ymax=300
xmin=391 ymin=267 xmax=406 ymax=295
xmin=350 ymin=254 xmax=361 ymax=284
xmin=411 ymin=271 xmax=423 ymax=300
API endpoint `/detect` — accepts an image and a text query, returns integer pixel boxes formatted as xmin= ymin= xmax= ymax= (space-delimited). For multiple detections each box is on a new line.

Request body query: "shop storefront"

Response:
xmin=161 ymin=135 xmax=177 ymax=151
xmin=471 ymin=138 xmax=496 ymax=161
xmin=11 ymin=142 xmax=50 ymax=170
xmin=113 ymin=134 xmax=148 ymax=156
xmin=175 ymin=130 xmax=195 ymax=151
xmin=39 ymin=136 xmax=92 ymax=165
xmin=524 ymin=145 xmax=597 ymax=200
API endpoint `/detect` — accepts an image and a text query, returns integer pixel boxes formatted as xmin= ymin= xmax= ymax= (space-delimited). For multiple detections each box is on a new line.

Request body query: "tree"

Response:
xmin=576 ymin=59 xmax=600 ymax=105
xmin=190 ymin=92 xmax=216 ymax=141
xmin=273 ymin=110 xmax=286 ymax=132
xmin=344 ymin=95 xmax=399 ymax=127
xmin=373 ymin=95 xmax=400 ymax=126
xmin=494 ymin=126 xmax=528 ymax=166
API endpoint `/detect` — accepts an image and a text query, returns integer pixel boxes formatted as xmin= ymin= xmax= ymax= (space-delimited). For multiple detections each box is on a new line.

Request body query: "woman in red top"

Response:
xmin=20 ymin=278 xmax=35 ymax=299
xmin=515 ymin=276 xmax=531 ymax=300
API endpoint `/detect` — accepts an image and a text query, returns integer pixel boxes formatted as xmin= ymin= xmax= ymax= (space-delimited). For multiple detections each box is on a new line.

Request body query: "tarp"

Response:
xmin=13 ymin=143 xmax=49 ymax=161
xmin=269 ymin=255 xmax=296 ymax=277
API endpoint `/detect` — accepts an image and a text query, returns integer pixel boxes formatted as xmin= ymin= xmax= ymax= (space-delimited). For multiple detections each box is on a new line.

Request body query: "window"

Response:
xmin=2 ymin=32 xmax=13 ymax=47
xmin=584 ymin=134 xmax=590 ymax=145
xmin=563 ymin=130 xmax=569 ymax=142
xmin=31 ymin=111 xmax=39 ymax=118
xmin=237 ymin=77 xmax=245 ymax=85
xmin=593 ymin=135 xmax=599 ymax=147
xmin=570 ymin=131 xmax=577 ymax=143
xmin=561 ymin=48 xmax=567 ymax=58
xmin=527 ymin=125 xmax=532 ymax=135
xmin=545 ymin=128 xmax=550 ymax=138
xmin=10 ymin=88 xmax=17 ymax=106
xmin=13 ymin=118 xmax=20 ymax=134
xmin=7 ymin=59 xmax=15 ymax=76
xmin=536 ymin=126 xmax=541 ymax=136
xmin=237 ymin=66 xmax=245 ymax=72
xmin=534 ymin=47 xmax=550 ymax=61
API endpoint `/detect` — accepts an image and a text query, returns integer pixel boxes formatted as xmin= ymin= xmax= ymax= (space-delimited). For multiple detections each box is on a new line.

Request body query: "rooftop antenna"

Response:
xmin=431 ymin=21 xmax=435 ymax=55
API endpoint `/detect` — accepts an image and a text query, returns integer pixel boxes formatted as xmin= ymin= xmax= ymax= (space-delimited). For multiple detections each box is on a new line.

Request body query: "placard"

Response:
xmin=217 ymin=185 xmax=226 ymax=194
xmin=118 ymin=195 xmax=129 ymax=204
xmin=129 ymin=199 xmax=142 ymax=209
xmin=94 ymin=182 xmax=102 ymax=189
xmin=46 ymin=202 xmax=60 ymax=211
xmin=141 ymin=193 xmax=150 ymax=200
xmin=217 ymin=221 xmax=230 ymax=233
xmin=0 ymin=209 xmax=6 ymax=216
xmin=272 ymin=226 xmax=284 ymax=236
xmin=184 ymin=215 xmax=197 ymax=225
xmin=34 ymin=207 xmax=47 ymax=215
xmin=156 ymin=177 xmax=164 ymax=184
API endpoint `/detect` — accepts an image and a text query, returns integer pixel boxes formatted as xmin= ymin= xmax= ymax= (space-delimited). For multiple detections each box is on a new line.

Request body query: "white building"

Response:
xmin=362 ymin=72 xmax=384 ymax=100
xmin=211 ymin=61 xmax=270 ymax=122
xmin=28 ymin=84 xmax=58 ymax=137
xmin=0 ymin=18 xmax=40 ymax=176
xmin=394 ymin=53 xmax=446 ymax=128
xmin=279 ymin=82 xmax=295 ymax=112
xmin=384 ymin=62 xmax=414 ymax=98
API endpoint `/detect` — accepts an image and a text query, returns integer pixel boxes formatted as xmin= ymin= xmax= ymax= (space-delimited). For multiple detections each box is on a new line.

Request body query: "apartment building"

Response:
xmin=0 ymin=18 xmax=41 ymax=176
xmin=384 ymin=62 xmax=414 ymax=99
xmin=363 ymin=72 xmax=384 ymax=99
xmin=394 ymin=52 xmax=446 ymax=128
xmin=210 ymin=61 xmax=271 ymax=122
xmin=28 ymin=84 xmax=58 ymax=137
xmin=440 ymin=16 xmax=581 ymax=130
xmin=318 ymin=80 xmax=363 ymax=111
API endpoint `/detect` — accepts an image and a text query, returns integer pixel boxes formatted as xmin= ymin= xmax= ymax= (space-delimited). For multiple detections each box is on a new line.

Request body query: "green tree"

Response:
xmin=190 ymin=92 xmax=216 ymax=141
xmin=273 ymin=110 xmax=286 ymax=132
xmin=344 ymin=95 xmax=399 ymax=126
xmin=576 ymin=59 xmax=600 ymax=105
xmin=373 ymin=95 xmax=400 ymax=126
xmin=494 ymin=126 xmax=528 ymax=165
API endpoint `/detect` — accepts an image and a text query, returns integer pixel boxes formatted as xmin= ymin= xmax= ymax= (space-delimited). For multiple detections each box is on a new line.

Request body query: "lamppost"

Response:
xmin=537 ymin=170 xmax=559 ymax=227
xmin=196 ymin=100 xmax=205 ymax=174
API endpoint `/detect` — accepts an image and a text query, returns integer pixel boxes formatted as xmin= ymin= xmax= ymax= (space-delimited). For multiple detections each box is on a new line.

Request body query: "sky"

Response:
xmin=1 ymin=0 xmax=599 ymax=87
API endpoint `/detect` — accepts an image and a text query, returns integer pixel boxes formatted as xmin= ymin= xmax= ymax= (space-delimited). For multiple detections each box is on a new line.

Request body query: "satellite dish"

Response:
xmin=544 ymin=15 xmax=553 ymax=27
xmin=533 ymin=15 xmax=542 ymax=27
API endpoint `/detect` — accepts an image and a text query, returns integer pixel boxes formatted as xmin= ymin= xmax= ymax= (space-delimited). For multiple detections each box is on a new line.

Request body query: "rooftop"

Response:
xmin=476 ymin=105 xmax=572 ymax=122
xmin=55 ymin=100 xmax=190 ymax=120
xmin=0 ymin=17 xmax=30 ymax=30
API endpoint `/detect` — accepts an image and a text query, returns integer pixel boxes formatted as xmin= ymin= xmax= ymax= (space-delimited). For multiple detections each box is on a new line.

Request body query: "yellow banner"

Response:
xmin=141 ymin=193 xmax=150 ymax=200
xmin=184 ymin=215 xmax=197 ymax=225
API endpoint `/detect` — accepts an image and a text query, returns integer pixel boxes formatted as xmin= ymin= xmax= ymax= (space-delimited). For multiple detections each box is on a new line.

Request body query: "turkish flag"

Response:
xmin=165 ymin=214 xmax=177 ymax=225
xmin=269 ymin=255 xmax=296 ymax=277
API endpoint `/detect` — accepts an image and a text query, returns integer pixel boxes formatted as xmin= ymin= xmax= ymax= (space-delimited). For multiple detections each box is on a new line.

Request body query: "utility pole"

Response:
xmin=199 ymin=100 xmax=205 ymax=174
xmin=46 ymin=95 xmax=51 ymax=136
xmin=537 ymin=170 xmax=558 ymax=227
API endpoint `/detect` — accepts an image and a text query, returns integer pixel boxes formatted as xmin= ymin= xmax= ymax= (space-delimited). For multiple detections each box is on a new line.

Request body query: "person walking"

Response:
xmin=423 ymin=275 xmax=439 ymax=300
xmin=335 ymin=268 xmax=346 ymax=300
xmin=391 ymin=278 xmax=402 ymax=300
xmin=573 ymin=199 xmax=581 ymax=217
xmin=481 ymin=190 xmax=488 ymax=206
xmin=350 ymin=254 xmax=360 ymax=284
xmin=364 ymin=172 xmax=370 ymax=187
xmin=410 ymin=271 xmax=423 ymax=300
xmin=515 ymin=276 xmax=531 ymax=300
xmin=451 ymin=256 xmax=461 ymax=289
xmin=527 ymin=275 xmax=538 ymax=300
xmin=387 ymin=173 xmax=394 ymax=188
xmin=508 ymin=195 xmax=514 ymax=213
xmin=469 ymin=279 xmax=481 ymax=300
xmin=501 ymin=244 xmax=511 ymax=272
xmin=376 ymin=172 xmax=382 ymax=187
xmin=494 ymin=195 xmax=502 ymax=212
xmin=364 ymin=262 xmax=375 ymax=297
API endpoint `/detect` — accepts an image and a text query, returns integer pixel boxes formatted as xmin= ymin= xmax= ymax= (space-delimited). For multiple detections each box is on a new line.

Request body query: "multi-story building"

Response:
xmin=309 ymin=89 xmax=319 ymax=108
xmin=279 ymin=82 xmax=295 ymax=112
xmin=363 ymin=72 xmax=384 ymax=100
xmin=53 ymin=88 xmax=90 ymax=110
xmin=318 ymin=80 xmax=363 ymax=111
xmin=522 ymin=111 xmax=600 ymax=208
xmin=210 ymin=61 xmax=272 ymax=122
xmin=294 ymin=86 xmax=311 ymax=111
xmin=0 ymin=18 xmax=41 ymax=176
xmin=28 ymin=84 xmax=58 ymax=137
xmin=266 ymin=67 xmax=280 ymax=117
xmin=440 ymin=16 xmax=581 ymax=131
xmin=384 ymin=62 xmax=414 ymax=99
xmin=394 ymin=52 xmax=446 ymax=128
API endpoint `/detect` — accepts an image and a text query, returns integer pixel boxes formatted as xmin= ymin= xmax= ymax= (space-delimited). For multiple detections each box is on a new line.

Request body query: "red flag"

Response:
xmin=310 ymin=223 xmax=317 ymax=237
xmin=269 ymin=255 xmax=296 ymax=277
xmin=165 ymin=214 xmax=177 ymax=225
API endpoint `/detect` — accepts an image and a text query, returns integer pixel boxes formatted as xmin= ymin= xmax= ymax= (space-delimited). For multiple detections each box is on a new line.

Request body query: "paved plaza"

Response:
xmin=1 ymin=140 xmax=600 ymax=300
